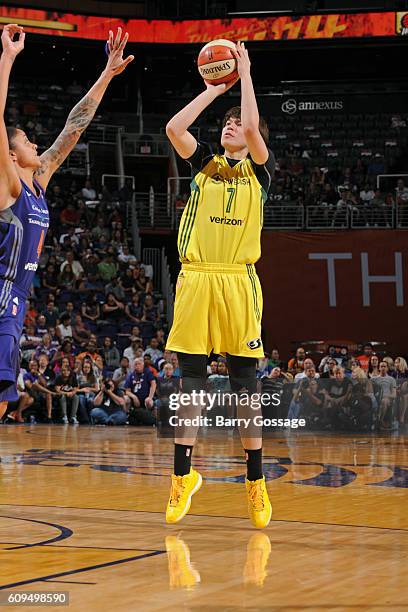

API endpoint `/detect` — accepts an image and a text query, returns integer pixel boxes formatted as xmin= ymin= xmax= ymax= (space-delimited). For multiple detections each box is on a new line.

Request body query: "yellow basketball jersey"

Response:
xmin=177 ymin=145 xmax=274 ymax=265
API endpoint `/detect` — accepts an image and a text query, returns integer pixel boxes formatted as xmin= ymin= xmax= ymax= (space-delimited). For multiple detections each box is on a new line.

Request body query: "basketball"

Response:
xmin=197 ymin=39 xmax=238 ymax=85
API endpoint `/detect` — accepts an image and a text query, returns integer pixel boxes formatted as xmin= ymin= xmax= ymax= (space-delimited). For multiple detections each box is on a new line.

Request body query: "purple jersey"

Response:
xmin=0 ymin=179 xmax=49 ymax=307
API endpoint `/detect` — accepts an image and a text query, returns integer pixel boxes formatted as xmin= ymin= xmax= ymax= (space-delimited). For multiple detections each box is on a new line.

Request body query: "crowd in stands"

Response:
xmin=255 ymin=343 xmax=406 ymax=432
xmin=3 ymin=172 xmax=180 ymax=427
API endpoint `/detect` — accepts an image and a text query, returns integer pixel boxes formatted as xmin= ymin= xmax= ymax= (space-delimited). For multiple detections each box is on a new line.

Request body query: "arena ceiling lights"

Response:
xmin=1 ymin=6 xmax=408 ymax=42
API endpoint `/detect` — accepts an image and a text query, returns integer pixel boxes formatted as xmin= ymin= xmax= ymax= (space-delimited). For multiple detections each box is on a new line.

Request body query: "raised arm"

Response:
xmin=166 ymin=78 xmax=238 ymax=159
xmin=233 ymin=41 xmax=268 ymax=165
xmin=35 ymin=28 xmax=134 ymax=190
xmin=0 ymin=24 xmax=25 ymax=207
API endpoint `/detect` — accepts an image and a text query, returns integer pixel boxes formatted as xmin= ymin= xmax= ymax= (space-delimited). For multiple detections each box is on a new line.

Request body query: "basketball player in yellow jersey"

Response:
xmin=165 ymin=42 xmax=275 ymax=528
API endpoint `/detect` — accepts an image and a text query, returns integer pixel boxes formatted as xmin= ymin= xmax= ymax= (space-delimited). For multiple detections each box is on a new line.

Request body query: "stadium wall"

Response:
xmin=258 ymin=230 xmax=408 ymax=357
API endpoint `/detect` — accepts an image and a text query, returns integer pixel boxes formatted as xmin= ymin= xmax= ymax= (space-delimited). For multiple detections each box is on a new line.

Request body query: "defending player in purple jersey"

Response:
xmin=0 ymin=24 xmax=134 ymax=419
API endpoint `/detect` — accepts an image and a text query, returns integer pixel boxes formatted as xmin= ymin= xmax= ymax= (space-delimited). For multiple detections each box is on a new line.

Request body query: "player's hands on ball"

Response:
xmin=104 ymin=27 xmax=134 ymax=77
xmin=232 ymin=41 xmax=251 ymax=79
xmin=1 ymin=24 xmax=25 ymax=59
xmin=205 ymin=76 xmax=239 ymax=97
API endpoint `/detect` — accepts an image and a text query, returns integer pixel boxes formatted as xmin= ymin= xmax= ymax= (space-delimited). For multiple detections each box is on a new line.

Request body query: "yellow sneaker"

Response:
xmin=166 ymin=468 xmax=202 ymax=524
xmin=246 ymin=476 xmax=272 ymax=529
xmin=243 ymin=533 xmax=272 ymax=586
xmin=165 ymin=535 xmax=201 ymax=590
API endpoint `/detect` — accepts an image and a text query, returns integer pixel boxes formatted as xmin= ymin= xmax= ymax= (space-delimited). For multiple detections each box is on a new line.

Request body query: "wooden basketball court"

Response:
xmin=0 ymin=425 xmax=407 ymax=610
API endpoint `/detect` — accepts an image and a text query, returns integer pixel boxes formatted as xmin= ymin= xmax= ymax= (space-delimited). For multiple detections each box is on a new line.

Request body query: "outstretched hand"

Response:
xmin=104 ymin=27 xmax=134 ymax=77
xmin=1 ymin=24 xmax=25 ymax=60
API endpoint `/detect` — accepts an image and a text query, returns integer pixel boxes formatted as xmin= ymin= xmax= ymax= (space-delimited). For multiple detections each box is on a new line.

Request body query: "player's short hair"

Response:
xmin=222 ymin=106 xmax=269 ymax=146
xmin=6 ymin=126 xmax=19 ymax=149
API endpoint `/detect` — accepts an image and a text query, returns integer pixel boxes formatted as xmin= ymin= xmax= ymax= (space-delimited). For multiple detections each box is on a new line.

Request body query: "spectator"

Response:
xmin=124 ymin=358 xmax=156 ymax=425
xmin=299 ymin=378 xmax=326 ymax=424
xmin=155 ymin=363 xmax=181 ymax=427
xmin=260 ymin=366 xmax=290 ymax=396
xmin=57 ymin=264 xmax=77 ymax=292
xmin=42 ymin=263 xmax=59 ymax=293
xmin=91 ymin=217 xmax=110 ymax=243
xmin=81 ymin=178 xmax=97 ymax=201
xmin=322 ymin=366 xmax=353 ymax=421
xmin=38 ymin=353 xmax=56 ymax=390
xmin=23 ymin=358 xmax=55 ymax=423
xmin=24 ymin=299 xmax=38 ymax=327
xmin=34 ymin=334 xmax=57 ymax=362
xmin=72 ymin=314 xmax=91 ymax=347
xmin=54 ymin=363 xmax=79 ymax=424
xmin=20 ymin=324 xmax=42 ymax=362
xmin=356 ymin=343 xmax=374 ymax=372
xmin=125 ymin=293 xmax=142 ymax=324
xmin=143 ymin=354 xmax=159 ymax=377
xmin=320 ymin=358 xmax=337 ymax=379
xmin=77 ymin=339 xmax=100 ymax=364
xmin=269 ymin=348 xmax=285 ymax=370
xmin=375 ymin=361 xmax=397 ymax=429
xmin=60 ymin=251 xmax=84 ymax=280
xmin=118 ymin=246 xmax=137 ymax=266
xmin=90 ymin=378 xmax=128 ymax=426
xmin=98 ymin=254 xmax=117 ymax=283
xmin=81 ymin=294 xmax=101 ymax=324
xmin=318 ymin=346 xmax=337 ymax=372
xmin=123 ymin=336 xmax=143 ymax=368
xmin=170 ymin=353 xmax=181 ymax=377
xmin=52 ymin=340 xmax=75 ymax=372
xmin=294 ymin=358 xmax=320 ymax=382
xmin=56 ymin=313 xmax=73 ymax=341
xmin=144 ymin=338 xmax=163 ymax=364
xmin=76 ymin=360 xmax=99 ymax=423
xmin=60 ymin=202 xmax=81 ymax=227
xmin=392 ymin=357 xmax=408 ymax=426
xmin=368 ymin=355 xmax=381 ymax=379
xmin=142 ymin=294 xmax=160 ymax=323
xmin=43 ymin=300 xmax=60 ymax=328
xmin=102 ymin=292 xmax=125 ymax=321
xmin=383 ymin=356 xmax=396 ymax=377
xmin=121 ymin=268 xmax=136 ymax=295
xmin=287 ymin=347 xmax=306 ymax=376
xmin=105 ymin=277 xmax=126 ymax=302
xmin=7 ymin=369 xmax=34 ymax=423
xmin=113 ymin=356 xmax=131 ymax=392
xmin=288 ymin=365 xmax=319 ymax=418
xmin=102 ymin=337 xmax=121 ymax=370
xmin=206 ymin=360 xmax=231 ymax=393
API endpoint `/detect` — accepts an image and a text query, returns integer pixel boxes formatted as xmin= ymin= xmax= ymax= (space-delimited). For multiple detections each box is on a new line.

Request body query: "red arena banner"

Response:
xmin=0 ymin=7 xmax=407 ymax=43
xmin=257 ymin=231 xmax=408 ymax=358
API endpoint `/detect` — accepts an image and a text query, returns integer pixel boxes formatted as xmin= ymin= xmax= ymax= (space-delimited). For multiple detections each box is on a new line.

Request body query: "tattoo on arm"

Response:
xmin=35 ymin=96 xmax=98 ymax=178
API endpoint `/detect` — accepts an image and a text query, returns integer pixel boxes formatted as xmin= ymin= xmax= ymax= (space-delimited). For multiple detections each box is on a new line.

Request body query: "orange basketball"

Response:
xmin=197 ymin=39 xmax=238 ymax=86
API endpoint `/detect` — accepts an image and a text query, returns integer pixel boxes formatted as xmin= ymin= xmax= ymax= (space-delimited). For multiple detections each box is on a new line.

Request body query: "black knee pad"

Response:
xmin=177 ymin=353 xmax=207 ymax=393
xmin=226 ymin=354 xmax=257 ymax=395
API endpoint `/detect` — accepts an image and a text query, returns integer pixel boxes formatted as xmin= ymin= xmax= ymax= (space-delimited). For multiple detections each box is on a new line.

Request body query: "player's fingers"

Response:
xmin=19 ymin=32 xmax=25 ymax=45
xmin=114 ymin=27 xmax=122 ymax=48
xmin=108 ymin=30 xmax=114 ymax=50
xmin=119 ymin=32 xmax=128 ymax=51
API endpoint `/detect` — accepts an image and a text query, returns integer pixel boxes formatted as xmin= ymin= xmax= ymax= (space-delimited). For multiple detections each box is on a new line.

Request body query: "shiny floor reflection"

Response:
xmin=0 ymin=425 xmax=406 ymax=611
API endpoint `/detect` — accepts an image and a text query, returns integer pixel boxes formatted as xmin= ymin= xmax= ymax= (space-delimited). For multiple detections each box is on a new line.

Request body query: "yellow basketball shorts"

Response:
xmin=166 ymin=262 xmax=264 ymax=358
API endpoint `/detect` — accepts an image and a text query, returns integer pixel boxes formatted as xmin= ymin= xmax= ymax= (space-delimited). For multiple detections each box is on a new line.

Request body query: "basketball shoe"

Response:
xmin=246 ymin=476 xmax=272 ymax=529
xmin=166 ymin=468 xmax=202 ymax=524
xmin=165 ymin=535 xmax=201 ymax=590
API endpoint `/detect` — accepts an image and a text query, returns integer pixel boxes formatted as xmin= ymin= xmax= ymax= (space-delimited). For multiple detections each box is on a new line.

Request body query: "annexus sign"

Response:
xmin=281 ymin=98 xmax=344 ymax=114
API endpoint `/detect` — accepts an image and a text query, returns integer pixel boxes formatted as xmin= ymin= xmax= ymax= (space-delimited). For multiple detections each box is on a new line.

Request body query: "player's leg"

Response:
xmin=166 ymin=352 xmax=207 ymax=524
xmin=0 ymin=334 xmax=21 ymax=421
xmin=227 ymin=354 xmax=272 ymax=529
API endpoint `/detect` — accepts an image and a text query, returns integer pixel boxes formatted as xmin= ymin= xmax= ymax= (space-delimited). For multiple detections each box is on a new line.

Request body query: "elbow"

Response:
xmin=166 ymin=122 xmax=175 ymax=137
